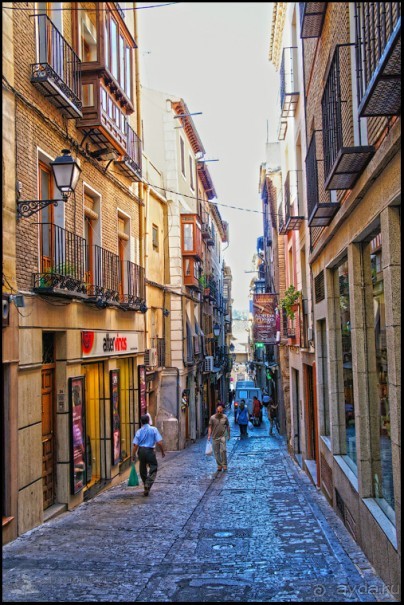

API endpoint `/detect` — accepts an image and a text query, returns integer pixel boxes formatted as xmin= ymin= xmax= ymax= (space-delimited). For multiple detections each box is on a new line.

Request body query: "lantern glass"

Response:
xmin=50 ymin=150 xmax=81 ymax=194
xmin=213 ymin=323 xmax=221 ymax=337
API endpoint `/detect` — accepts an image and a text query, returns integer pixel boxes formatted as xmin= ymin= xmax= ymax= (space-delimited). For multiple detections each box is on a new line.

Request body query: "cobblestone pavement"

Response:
xmin=2 ymin=409 xmax=397 ymax=602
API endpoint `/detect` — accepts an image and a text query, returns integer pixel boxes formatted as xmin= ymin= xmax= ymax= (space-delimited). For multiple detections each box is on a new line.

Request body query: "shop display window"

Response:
xmin=370 ymin=234 xmax=395 ymax=519
xmin=336 ymin=259 xmax=357 ymax=470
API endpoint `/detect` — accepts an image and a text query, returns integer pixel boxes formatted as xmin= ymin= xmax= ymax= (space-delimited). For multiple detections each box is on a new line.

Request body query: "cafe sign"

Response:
xmin=81 ymin=331 xmax=139 ymax=358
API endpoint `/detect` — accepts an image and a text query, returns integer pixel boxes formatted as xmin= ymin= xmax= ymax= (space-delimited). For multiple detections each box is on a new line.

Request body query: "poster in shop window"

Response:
xmin=138 ymin=365 xmax=147 ymax=418
xmin=110 ymin=369 xmax=121 ymax=465
xmin=68 ymin=376 xmax=86 ymax=495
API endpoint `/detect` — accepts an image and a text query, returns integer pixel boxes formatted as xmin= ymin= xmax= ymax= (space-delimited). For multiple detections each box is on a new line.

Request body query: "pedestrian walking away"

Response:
xmin=132 ymin=414 xmax=165 ymax=496
xmin=252 ymin=395 xmax=263 ymax=426
xmin=268 ymin=399 xmax=280 ymax=435
xmin=235 ymin=399 xmax=249 ymax=439
xmin=207 ymin=403 xmax=230 ymax=472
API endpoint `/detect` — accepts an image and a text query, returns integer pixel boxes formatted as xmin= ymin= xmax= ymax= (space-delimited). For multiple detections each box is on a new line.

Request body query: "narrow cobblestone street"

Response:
xmin=2 ymin=410 xmax=396 ymax=602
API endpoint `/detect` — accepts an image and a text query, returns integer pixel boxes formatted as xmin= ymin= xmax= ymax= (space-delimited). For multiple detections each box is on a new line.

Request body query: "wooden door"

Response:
xmin=42 ymin=367 xmax=55 ymax=509
xmin=39 ymin=162 xmax=54 ymax=272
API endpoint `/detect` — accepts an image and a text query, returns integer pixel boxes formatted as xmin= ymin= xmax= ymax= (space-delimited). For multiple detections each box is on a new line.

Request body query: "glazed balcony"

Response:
xmin=355 ymin=3 xmax=401 ymax=117
xmin=280 ymin=47 xmax=299 ymax=118
xmin=30 ymin=14 xmax=82 ymax=119
xmin=114 ymin=123 xmax=142 ymax=180
xmin=321 ymin=44 xmax=374 ymax=190
xmin=299 ymin=3 xmax=327 ymax=39
xmin=77 ymin=79 xmax=129 ymax=156
xmin=284 ymin=170 xmax=305 ymax=231
xmin=306 ymin=131 xmax=339 ymax=227
xmin=181 ymin=214 xmax=202 ymax=261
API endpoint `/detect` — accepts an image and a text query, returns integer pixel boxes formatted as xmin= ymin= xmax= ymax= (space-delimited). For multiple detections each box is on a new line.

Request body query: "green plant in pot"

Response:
xmin=278 ymin=285 xmax=301 ymax=319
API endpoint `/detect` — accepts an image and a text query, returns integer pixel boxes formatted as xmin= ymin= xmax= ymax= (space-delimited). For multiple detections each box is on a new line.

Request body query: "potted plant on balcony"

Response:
xmin=278 ymin=285 xmax=301 ymax=319
xmin=198 ymin=273 xmax=210 ymax=295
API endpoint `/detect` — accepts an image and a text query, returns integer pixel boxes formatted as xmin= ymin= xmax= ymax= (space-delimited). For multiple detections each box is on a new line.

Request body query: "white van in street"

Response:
xmin=234 ymin=386 xmax=263 ymax=417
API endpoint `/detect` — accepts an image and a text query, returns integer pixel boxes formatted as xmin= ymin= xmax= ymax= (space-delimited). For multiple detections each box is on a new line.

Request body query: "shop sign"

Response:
xmin=68 ymin=376 xmax=86 ymax=495
xmin=252 ymin=293 xmax=277 ymax=344
xmin=81 ymin=331 xmax=139 ymax=358
xmin=110 ymin=369 xmax=121 ymax=466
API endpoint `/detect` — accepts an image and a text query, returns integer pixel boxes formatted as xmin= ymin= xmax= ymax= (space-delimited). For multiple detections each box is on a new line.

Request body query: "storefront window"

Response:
xmin=336 ymin=259 xmax=356 ymax=469
xmin=319 ymin=320 xmax=330 ymax=436
xmin=370 ymin=234 xmax=394 ymax=517
xmin=116 ymin=358 xmax=135 ymax=465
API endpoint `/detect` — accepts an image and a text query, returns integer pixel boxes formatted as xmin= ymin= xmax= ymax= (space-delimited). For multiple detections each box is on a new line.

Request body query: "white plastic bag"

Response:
xmin=248 ymin=421 xmax=253 ymax=430
xmin=205 ymin=440 xmax=213 ymax=456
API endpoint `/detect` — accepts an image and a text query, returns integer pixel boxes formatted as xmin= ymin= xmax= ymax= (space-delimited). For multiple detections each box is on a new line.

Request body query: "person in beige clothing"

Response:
xmin=207 ymin=403 xmax=230 ymax=472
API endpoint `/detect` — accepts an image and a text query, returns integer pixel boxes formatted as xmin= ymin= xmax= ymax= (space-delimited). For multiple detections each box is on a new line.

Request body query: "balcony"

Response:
xmin=120 ymin=261 xmax=145 ymax=309
xmin=321 ymin=45 xmax=374 ymax=191
xmin=151 ymin=337 xmax=166 ymax=368
xmin=181 ymin=214 xmax=202 ymax=260
xmin=183 ymin=258 xmax=201 ymax=290
xmin=280 ymin=47 xmax=299 ymax=118
xmin=355 ymin=4 xmax=401 ymax=117
xmin=299 ymin=3 xmax=327 ymax=39
xmin=30 ymin=15 xmax=82 ymax=119
xmin=114 ymin=123 xmax=142 ymax=181
xmin=32 ymin=224 xmax=145 ymax=308
xmin=278 ymin=214 xmax=288 ymax=235
xmin=284 ymin=171 xmax=305 ymax=231
xmin=306 ymin=131 xmax=339 ymax=227
xmin=32 ymin=223 xmax=88 ymax=297
xmin=86 ymin=249 xmax=145 ymax=309
xmin=76 ymin=79 xmax=129 ymax=156
xmin=201 ymin=212 xmax=214 ymax=245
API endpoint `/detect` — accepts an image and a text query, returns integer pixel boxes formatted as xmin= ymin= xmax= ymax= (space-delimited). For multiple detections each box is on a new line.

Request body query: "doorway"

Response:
xmin=42 ymin=366 xmax=55 ymax=509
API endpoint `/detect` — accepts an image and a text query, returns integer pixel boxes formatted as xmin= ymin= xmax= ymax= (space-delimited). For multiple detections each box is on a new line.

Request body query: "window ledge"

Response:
xmin=320 ymin=435 xmax=332 ymax=451
xmin=362 ymin=498 xmax=397 ymax=549
xmin=2 ymin=516 xmax=14 ymax=527
xmin=334 ymin=455 xmax=359 ymax=492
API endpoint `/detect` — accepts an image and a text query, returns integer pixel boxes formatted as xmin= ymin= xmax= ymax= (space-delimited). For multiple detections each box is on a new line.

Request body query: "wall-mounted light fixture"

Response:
xmin=17 ymin=149 xmax=81 ymax=219
xmin=213 ymin=323 xmax=221 ymax=337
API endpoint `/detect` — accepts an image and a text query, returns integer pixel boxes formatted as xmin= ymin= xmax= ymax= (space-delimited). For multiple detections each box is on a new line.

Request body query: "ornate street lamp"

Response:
xmin=17 ymin=149 xmax=81 ymax=218
xmin=213 ymin=322 xmax=221 ymax=337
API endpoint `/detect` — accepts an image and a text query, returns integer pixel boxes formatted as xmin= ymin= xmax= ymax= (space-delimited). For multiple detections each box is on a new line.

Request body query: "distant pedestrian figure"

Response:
xmin=268 ymin=399 xmax=280 ymax=435
xmin=235 ymin=399 xmax=249 ymax=439
xmin=252 ymin=395 xmax=263 ymax=426
xmin=262 ymin=390 xmax=270 ymax=408
xmin=207 ymin=403 xmax=230 ymax=472
xmin=132 ymin=415 xmax=165 ymax=496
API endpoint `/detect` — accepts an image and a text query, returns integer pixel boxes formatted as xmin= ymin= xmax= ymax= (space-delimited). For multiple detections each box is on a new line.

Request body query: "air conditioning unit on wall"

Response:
xmin=204 ymin=355 xmax=214 ymax=372
xmin=144 ymin=348 xmax=158 ymax=367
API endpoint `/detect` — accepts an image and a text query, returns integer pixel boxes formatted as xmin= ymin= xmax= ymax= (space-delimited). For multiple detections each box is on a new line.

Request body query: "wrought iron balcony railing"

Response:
xmin=31 ymin=14 xmax=82 ymax=118
xmin=120 ymin=261 xmax=145 ymax=309
xmin=306 ymin=131 xmax=338 ymax=227
xmin=284 ymin=170 xmax=305 ymax=231
xmin=355 ymin=3 xmax=401 ymax=117
xmin=299 ymin=3 xmax=327 ymax=39
xmin=32 ymin=223 xmax=87 ymax=296
xmin=321 ymin=44 xmax=374 ymax=191
xmin=115 ymin=123 xmax=142 ymax=181
xmin=32 ymin=224 xmax=145 ymax=308
xmin=151 ymin=337 xmax=166 ymax=368
xmin=280 ymin=47 xmax=299 ymax=118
